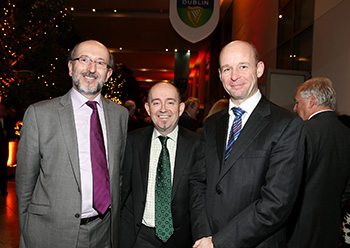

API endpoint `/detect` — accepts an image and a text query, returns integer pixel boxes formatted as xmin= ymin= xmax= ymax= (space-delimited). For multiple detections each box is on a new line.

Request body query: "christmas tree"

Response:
xmin=0 ymin=0 xmax=80 ymax=110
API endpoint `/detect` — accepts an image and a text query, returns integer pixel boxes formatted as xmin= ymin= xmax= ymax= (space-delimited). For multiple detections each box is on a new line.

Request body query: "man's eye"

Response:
xmin=223 ymin=68 xmax=230 ymax=73
xmin=96 ymin=61 xmax=105 ymax=66
xmin=80 ymin=58 xmax=89 ymax=63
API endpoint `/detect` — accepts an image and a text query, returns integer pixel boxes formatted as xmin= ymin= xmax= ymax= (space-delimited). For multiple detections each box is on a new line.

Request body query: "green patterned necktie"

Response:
xmin=155 ymin=136 xmax=174 ymax=243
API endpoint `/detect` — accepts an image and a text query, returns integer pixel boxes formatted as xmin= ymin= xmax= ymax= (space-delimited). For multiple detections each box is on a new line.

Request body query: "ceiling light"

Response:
xmin=71 ymin=7 xmax=74 ymax=11
xmin=165 ymin=48 xmax=168 ymax=52
xmin=174 ymin=49 xmax=178 ymax=52
xmin=279 ymin=14 xmax=282 ymax=19
xmin=119 ymin=47 xmax=122 ymax=51
xmin=114 ymin=10 xmax=117 ymax=13
xmin=92 ymin=9 xmax=96 ymax=12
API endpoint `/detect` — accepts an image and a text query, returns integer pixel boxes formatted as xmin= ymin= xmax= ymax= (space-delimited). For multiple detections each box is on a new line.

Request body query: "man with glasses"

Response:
xmin=16 ymin=40 xmax=129 ymax=248
xmin=179 ymin=97 xmax=200 ymax=132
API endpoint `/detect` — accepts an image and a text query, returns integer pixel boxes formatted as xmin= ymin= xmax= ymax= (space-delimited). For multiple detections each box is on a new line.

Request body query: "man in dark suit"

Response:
xmin=120 ymin=82 xmax=200 ymax=248
xmin=190 ymin=40 xmax=305 ymax=248
xmin=179 ymin=97 xmax=200 ymax=132
xmin=16 ymin=40 xmax=128 ymax=248
xmin=287 ymin=77 xmax=350 ymax=247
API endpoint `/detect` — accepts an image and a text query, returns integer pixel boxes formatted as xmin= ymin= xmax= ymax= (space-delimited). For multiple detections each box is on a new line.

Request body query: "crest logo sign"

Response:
xmin=170 ymin=0 xmax=220 ymax=43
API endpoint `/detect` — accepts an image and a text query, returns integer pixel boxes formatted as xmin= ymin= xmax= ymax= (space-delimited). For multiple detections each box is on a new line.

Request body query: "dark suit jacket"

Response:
xmin=16 ymin=90 xmax=129 ymax=248
xmin=190 ymin=95 xmax=305 ymax=248
xmin=287 ymin=111 xmax=350 ymax=247
xmin=120 ymin=125 xmax=200 ymax=247
xmin=179 ymin=112 xmax=197 ymax=132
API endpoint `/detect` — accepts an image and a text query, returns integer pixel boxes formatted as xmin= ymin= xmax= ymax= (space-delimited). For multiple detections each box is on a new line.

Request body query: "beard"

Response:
xmin=72 ymin=71 xmax=105 ymax=96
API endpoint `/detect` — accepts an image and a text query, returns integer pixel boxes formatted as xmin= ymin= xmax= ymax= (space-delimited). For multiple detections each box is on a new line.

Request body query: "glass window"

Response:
xmin=278 ymin=2 xmax=294 ymax=45
xmin=293 ymin=26 xmax=313 ymax=71
xmin=277 ymin=40 xmax=292 ymax=70
xmin=295 ymin=0 xmax=315 ymax=32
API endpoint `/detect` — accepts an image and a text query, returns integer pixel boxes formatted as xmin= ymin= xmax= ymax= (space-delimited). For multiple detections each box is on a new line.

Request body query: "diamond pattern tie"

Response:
xmin=86 ymin=101 xmax=111 ymax=215
xmin=225 ymin=107 xmax=245 ymax=161
xmin=155 ymin=136 xmax=174 ymax=243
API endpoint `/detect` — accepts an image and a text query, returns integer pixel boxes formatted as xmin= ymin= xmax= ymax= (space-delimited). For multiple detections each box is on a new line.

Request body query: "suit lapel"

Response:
xmin=219 ymin=97 xmax=271 ymax=179
xmin=58 ymin=91 xmax=81 ymax=187
xmin=216 ymin=112 xmax=229 ymax=166
xmin=101 ymin=98 xmax=116 ymax=180
xmin=139 ymin=127 xmax=153 ymax=195
xmin=172 ymin=127 xmax=188 ymax=200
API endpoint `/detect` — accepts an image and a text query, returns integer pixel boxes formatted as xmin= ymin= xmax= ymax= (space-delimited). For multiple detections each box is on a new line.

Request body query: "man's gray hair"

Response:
xmin=298 ymin=77 xmax=336 ymax=110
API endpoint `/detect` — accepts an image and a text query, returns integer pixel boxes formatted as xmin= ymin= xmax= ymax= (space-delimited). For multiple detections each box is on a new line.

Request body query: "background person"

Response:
xmin=178 ymin=97 xmax=200 ymax=132
xmin=287 ymin=77 xmax=350 ymax=247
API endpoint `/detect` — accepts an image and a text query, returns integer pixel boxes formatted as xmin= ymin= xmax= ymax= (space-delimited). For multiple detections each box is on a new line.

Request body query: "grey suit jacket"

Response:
xmin=119 ymin=126 xmax=200 ymax=247
xmin=190 ymin=96 xmax=305 ymax=248
xmin=16 ymin=90 xmax=128 ymax=248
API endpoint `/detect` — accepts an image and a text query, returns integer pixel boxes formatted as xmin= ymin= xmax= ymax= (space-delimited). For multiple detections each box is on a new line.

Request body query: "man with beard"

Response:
xmin=119 ymin=82 xmax=200 ymax=247
xmin=16 ymin=40 xmax=129 ymax=248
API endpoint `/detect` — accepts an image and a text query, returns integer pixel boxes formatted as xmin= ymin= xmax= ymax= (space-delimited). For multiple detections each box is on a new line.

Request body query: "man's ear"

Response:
xmin=144 ymin=102 xmax=150 ymax=116
xmin=309 ymin=95 xmax=316 ymax=108
xmin=257 ymin=61 xmax=265 ymax=78
xmin=105 ymin=68 xmax=113 ymax=82
xmin=68 ymin=61 xmax=73 ymax=77
xmin=179 ymin=102 xmax=185 ymax=116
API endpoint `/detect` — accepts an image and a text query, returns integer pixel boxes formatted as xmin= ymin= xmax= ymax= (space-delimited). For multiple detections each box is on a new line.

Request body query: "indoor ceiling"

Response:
xmin=68 ymin=0 xmax=225 ymax=89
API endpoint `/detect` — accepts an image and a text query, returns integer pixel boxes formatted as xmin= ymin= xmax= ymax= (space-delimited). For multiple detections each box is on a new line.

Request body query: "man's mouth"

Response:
xmin=82 ymin=72 xmax=98 ymax=80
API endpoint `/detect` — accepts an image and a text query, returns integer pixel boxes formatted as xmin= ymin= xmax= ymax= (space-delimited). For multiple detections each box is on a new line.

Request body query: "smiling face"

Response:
xmin=219 ymin=41 xmax=264 ymax=105
xmin=145 ymin=82 xmax=185 ymax=136
xmin=68 ymin=40 xmax=113 ymax=100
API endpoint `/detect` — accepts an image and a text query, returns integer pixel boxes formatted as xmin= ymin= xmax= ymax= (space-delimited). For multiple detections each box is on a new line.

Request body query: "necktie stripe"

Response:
xmin=225 ymin=107 xmax=245 ymax=161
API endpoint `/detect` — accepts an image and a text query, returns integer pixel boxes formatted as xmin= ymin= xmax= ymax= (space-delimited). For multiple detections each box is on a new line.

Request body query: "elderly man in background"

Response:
xmin=287 ymin=77 xmax=350 ymax=247
xmin=179 ymin=97 xmax=200 ymax=132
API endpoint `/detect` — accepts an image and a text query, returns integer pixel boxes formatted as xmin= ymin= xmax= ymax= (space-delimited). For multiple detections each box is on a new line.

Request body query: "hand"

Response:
xmin=193 ymin=237 xmax=214 ymax=248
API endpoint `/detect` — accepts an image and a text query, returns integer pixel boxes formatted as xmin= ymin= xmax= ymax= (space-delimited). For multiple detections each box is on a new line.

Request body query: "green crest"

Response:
xmin=177 ymin=0 xmax=214 ymax=28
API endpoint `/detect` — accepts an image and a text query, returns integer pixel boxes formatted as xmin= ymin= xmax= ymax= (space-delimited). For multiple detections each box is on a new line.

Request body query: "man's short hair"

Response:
xmin=185 ymin=97 xmax=200 ymax=109
xmin=298 ymin=77 xmax=336 ymax=110
xmin=68 ymin=40 xmax=115 ymax=70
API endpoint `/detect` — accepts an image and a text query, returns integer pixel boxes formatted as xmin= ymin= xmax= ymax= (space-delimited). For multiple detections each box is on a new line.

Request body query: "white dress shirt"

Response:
xmin=226 ymin=90 xmax=262 ymax=146
xmin=142 ymin=126 xmax=178 ymax=227
xmin=71 ymin=88 xmax=108 ymax=218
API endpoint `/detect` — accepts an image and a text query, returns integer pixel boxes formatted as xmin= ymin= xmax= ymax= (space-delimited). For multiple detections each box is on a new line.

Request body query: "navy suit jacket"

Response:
xmin=120 ymin=125 xmax=200 ymax=247
xmin=190 ymin=96 xmax=305 ymax=248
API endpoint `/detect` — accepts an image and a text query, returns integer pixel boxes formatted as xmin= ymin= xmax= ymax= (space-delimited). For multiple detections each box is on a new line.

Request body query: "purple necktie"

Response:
xmin=86 ymin=101 xmax=110 ymax=215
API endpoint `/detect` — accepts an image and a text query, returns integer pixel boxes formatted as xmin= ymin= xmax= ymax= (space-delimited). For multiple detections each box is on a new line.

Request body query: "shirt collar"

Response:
xmin=152 ymin=125 xmax=179 ymax=142
xmin=308 ymin=109 xmax=334 ymax=120
xmin=71 ymin=88 xmax=103 ymax=109
xmin=228 ymin=90 xmax=262 ymax=116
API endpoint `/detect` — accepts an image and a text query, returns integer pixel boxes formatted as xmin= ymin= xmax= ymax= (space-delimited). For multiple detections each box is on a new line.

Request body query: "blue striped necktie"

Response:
xmin=225 ymin=107 xmax=245 ymax=161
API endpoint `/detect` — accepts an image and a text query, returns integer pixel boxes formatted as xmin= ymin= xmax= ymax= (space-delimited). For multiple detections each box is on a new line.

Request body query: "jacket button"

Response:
xmin=216 ymin=185 xmax=222 ymax=195
xmin=75 ymin=213 xmax=80 ymax=218
xmin=136 ymin=223 xmax=140 ymax=227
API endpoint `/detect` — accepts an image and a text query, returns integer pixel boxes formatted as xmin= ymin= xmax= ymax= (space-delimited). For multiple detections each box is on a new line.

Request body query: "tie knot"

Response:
xmin=86 ymin=101 xmax=97 ymax=110
xmin=158 ymin=136 xmax=168 ymax=146
xmin=232 ymin=107 xmax=245 ymax=117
